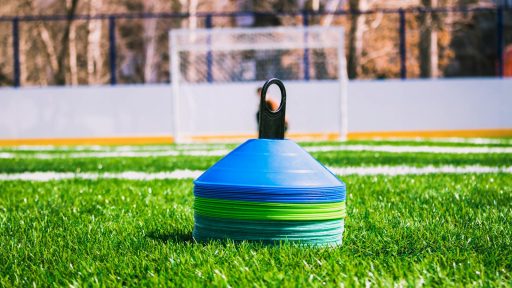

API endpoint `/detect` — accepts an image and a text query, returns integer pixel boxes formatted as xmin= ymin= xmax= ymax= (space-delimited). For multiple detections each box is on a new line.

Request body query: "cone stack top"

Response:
xmin=194 ymin=77 xmax=345 ymax=190
xmin=194 ymin=139 xmax=344 ymax=189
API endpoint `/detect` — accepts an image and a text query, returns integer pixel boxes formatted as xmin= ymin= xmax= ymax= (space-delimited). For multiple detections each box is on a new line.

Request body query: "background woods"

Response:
xmin=0 ymin=0 xmax=510 ymax=86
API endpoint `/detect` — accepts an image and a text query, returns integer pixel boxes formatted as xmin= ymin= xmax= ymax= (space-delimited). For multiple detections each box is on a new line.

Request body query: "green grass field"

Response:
xmin=1 ymin=139 xmax=511 ymax=286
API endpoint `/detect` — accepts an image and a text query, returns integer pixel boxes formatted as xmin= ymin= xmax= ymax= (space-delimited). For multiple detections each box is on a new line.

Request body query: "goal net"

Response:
xmin=169 ymin=26 xmax=348 ymax=143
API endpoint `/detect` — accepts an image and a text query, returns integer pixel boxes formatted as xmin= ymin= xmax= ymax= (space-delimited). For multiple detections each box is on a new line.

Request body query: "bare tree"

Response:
xmin=419 ymin=0 xmax=439 ymax=78
xmin=86 ymin=0 xmax=103 ymax=84
xmin=180 ymin=0 xmax=201 ymax=82
xmin=311 ymin=0 xmax=342 ymax=79
xmin=320 ymin=0 xmax=342 ymax=26
xmin=26 ymin=0 xmax=59 ymax=84
xmin=55 ymin=0 xmax=79 ymax=85
xmin=38 ymin=25 xmax=59 ymax=78
xmin=347 ymin=0 xmax=367 ymax=79
xmin=143 ymin=1 xmax=161 ymax=83
xmin=67 ymin=0 xmax=79 ymax=85
xmin=19 ymin=26 xmax=28 ymax=85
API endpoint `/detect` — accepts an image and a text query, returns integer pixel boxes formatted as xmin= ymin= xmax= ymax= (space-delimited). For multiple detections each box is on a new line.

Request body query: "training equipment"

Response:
xmin=192 ymin=78 xmax=346 ymax=246
xmin=169 ymin=25 xmax=348 ymax=143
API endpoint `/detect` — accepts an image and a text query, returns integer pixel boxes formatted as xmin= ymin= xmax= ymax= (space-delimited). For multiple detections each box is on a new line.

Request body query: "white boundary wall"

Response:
xmin=0 ymin=78 xmax=511 ymax=141
xmin=349 ymin=78 xmax=512 ymax=131
xmin=0 ymin=85 xmax=172 ymax=139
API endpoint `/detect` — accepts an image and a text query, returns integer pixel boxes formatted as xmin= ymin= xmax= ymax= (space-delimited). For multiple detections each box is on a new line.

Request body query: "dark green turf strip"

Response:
xmin=0 ymin=151 xmax=510 ymax=173
xmin=0 ymin=155 xmax=218 ymax=173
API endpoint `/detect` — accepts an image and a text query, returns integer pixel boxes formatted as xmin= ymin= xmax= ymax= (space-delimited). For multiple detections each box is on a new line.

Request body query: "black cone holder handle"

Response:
xmin=258 ymin=78 xmax=287 ymax=139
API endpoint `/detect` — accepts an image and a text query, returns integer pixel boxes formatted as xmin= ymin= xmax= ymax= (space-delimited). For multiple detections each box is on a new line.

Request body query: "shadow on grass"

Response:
xmin=146 ymin=230 xmax=265 ymax=248
xmin=146 ymin=230 xmax=335 ymax=249
xmin=146 ymin=230 xmax=194 ymax=244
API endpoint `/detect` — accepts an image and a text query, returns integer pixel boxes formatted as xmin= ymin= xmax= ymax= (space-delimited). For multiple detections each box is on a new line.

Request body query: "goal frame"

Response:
xmin=169 ymin=25 xmax=348 ymax=143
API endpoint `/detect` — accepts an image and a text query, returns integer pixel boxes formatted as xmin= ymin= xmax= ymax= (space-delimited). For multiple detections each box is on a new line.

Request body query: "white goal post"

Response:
xmin=169 ymin=25 xmax=348 ymax=143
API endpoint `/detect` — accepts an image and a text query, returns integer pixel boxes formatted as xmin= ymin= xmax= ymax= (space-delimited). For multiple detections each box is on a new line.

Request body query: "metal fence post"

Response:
xmin=205 ymin=14 xmax=213 ymax=83
xmin=399 ymin=9 xmax=407 ymax=79
xmin=12 ymin=17 xmax=20 ymax=87
xmin=302 ymin=10 xmax=310 ymax=81
xmin=108 ymin=16 xmax=117 ymax=85
xmin=496 ymin=5 xmax=504 ymax=78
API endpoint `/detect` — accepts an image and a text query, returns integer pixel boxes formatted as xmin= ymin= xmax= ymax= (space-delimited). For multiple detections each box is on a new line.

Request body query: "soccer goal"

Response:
xmin=169 ymin=25 xmax=348 ymax=143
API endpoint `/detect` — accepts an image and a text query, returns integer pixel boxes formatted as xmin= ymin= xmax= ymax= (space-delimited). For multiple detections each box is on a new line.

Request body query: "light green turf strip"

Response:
xmin=0 ymin=143 xmax=233 ymax=153
xmin=298 ymin=138 xmax=512 ymax=147
xmin=194 ymin=197 xmax=346 ymax=221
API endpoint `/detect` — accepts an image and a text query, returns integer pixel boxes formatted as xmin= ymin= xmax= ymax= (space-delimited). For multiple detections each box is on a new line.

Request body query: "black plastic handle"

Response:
xmin=258 ymin=78 xmax=287 ymax=139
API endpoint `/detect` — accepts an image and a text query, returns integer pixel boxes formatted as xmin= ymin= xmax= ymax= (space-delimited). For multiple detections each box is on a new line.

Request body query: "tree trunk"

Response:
xmin=320 ymin=0 xmax=341 ymax=26
xmin=312 ymin=0 xmax=341 ymax=79
xmin=35 ymin=54 xmax=49 ymax=86
xmin=38 ymin=25 xmax=59 ymax=78
xmin=31 ymin=0 xmax=59 ymax=84
xmin=87 ymin=0 xmax=103 ymax=84
xmin=20 ymin=25 xmax=28 ymax=85
xmin=419 ymin=0 xmax=439 ymax=78
xmin=55 ymin=0 xmax=79 ymax=85
xmin=68 ymin=0 xmax=79 ymax=86
xmin=187 ymin=0 xmax=199 ymax=82
xmin=347 ymin=0 xmax=367 ymax=79
xmin=143 ymin=1 xmax=160 ymax=83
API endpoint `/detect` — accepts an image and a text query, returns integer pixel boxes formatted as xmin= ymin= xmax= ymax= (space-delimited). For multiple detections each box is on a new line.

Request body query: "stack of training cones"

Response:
xmin=193 ymin=79 xmax=346 ymax=246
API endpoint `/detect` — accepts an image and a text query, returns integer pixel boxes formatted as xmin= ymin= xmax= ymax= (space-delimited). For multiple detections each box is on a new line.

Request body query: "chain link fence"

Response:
xmin=0 ymin=7 xmax=510 ymax=87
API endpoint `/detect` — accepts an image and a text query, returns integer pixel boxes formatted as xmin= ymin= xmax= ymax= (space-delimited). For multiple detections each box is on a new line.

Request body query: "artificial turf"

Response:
xmin=0 ymin=151 xmax=510 ymax=174
xmin=0 ymin=141 xmax=511 ymax=286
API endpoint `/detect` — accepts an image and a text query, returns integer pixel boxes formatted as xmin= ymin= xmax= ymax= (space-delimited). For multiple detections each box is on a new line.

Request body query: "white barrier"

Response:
xmin=0 ymin=85 xmax=172 ymax=141
xmin=0 ymin=78 xmax=511 ymax=144
xmin=349 ymin=78 xmax=512 ymax=132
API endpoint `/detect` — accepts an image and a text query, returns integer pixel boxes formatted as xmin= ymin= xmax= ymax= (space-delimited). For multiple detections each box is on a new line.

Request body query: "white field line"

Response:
xmin=371 ymin=137 xmax=512 ymax=145
xmin=0 ymin=149 xmax=231 ymax=159
xmin=0 ymin=165 xmax=511 ymax=181
xmin=4 ymin=138 xmax=511 ymax=152
xmin=328 ymin=165 xmax=512 ymax=176
xmin=304 ymin=145 xmax=512 ymax=154
xmin=0 ymin=170 xmax=204 ymax=181
xmin=2 ymin=144 xmax=230 ymax=152
xmin=1 ymin=145 xmax=512 ymax=159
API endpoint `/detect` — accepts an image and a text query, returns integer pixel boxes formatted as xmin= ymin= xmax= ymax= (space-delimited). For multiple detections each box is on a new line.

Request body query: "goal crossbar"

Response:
xmin=170 ymin=26 xmax=343 ymax=52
